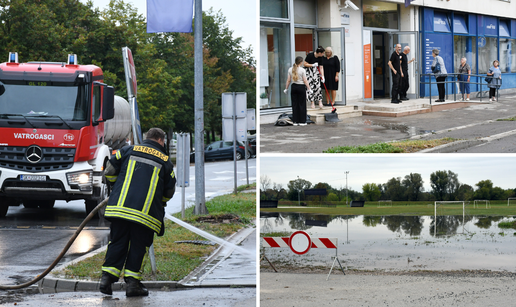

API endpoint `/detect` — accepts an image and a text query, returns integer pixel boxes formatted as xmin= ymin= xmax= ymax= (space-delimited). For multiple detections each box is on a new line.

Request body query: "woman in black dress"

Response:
xmin=321 ymin=46 xmax=340 ymax=105
xmin=304 ymin=46 xmax=325 ymax=109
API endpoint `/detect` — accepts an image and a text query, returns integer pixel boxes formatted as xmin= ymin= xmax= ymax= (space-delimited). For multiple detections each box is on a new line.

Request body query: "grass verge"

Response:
xmin=324 ymin=138 xmax=459 ymax=153
xmin=58 ymin=188 xmax=256 ymax=281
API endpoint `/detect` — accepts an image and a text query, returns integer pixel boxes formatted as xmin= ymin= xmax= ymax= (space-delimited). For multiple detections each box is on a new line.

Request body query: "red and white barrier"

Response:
xmin=261 ymin=231 xmax=345 ymax=279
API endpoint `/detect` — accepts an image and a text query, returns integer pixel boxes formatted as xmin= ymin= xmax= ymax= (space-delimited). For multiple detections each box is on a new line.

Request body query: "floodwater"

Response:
xmin=330 ymin=119 xmax=435 ymax=136
xmin=260 ymin=213 xmax=516 ymax=272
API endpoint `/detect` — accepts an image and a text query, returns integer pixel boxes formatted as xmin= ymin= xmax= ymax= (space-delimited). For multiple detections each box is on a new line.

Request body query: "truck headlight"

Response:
xmin=67 ymin=171 xmax=92 ymax=189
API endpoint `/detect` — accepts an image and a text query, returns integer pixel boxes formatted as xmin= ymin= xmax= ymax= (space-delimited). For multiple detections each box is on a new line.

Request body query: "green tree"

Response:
xmin=447 ymin=170 xmax=460 ymax=200
xmin=287 ymin=178 xmax=312 ymax=201
xmin=456 ymin=184 xmax=474 ymax=201
xmin=474 ymin=180 xmax=493 ymax=200
xmin=430 ymin=170 xmax=449 ymax=201
xmin=402 ymin=173 xmax=424 ymax=201
xmin=362 ymin=183 xmax=381 ymax=201
xmin=384 ymin=177 xmax=405 ymax=201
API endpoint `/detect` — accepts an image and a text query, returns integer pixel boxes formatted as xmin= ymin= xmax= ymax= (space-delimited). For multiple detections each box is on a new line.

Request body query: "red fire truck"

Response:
xmin=0 ymin=52 xmax=133 ymax=217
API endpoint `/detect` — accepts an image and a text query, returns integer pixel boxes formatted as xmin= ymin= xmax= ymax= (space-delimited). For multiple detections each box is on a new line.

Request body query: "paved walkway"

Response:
xmin=261 ymin=272 xmax=516 ymax=307
xmin=260 ymin=90 xmax=516 ymax=153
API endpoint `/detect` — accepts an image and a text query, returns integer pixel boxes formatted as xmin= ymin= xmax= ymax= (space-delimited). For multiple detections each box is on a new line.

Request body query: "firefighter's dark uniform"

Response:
xmin=101 ymin=139 xmax=175 ymax=285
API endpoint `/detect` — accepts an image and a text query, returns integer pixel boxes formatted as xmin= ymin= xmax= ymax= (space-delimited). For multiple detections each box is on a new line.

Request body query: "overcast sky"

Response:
xmin=83 ymin=0 xmax=257 ymax=57
xmin=260 ymin=155 xmax=516 ymax=192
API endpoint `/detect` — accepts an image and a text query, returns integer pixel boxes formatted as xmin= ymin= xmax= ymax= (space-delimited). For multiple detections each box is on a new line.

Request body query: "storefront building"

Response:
xmin=260 ymin=0 xmax=516 ymax=110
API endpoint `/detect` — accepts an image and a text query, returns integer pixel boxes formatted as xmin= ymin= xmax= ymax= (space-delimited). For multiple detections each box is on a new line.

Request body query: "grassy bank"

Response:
xmin=58 ymin=185 xmax=256 ymax=281
xmin=261 ymin=201 xmax=516 ymax=216
xmin=323 ymin=138 xmax=459 ymax=153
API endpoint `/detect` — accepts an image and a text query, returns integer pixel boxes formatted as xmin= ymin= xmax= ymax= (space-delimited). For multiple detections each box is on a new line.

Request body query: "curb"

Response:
xmin=417 ymin=139 xmax=486 ymax=153
xmin=39 ymin=225 xmax=257 ymax=293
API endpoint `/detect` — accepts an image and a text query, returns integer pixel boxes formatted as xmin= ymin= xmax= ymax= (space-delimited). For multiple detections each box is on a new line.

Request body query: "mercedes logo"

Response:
xmin=26 ymin=145 xmax=43 ymax=163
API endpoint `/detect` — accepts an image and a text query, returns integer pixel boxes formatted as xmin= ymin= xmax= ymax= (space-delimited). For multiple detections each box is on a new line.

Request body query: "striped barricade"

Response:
xmin=261 ymin=231 xmax=345 ymax=280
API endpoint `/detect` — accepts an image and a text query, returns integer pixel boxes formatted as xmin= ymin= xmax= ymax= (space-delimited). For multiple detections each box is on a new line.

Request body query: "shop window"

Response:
xmin=478 ymin=37 xmax=498 ymax=74
xmin=454 ymin=36 xmax=476 ymax=75
xmin=260 ymin=23 xmax=291 ymax=109
xmin=261 ymin=0 xmax=288 ymax=19
xmin=362 ymin=0 xmax=398 ymax=29
xmin=294 ymin=0 xmax=316 ymax=25
xmin=499 ymin=20 xmax=510 ymax=37
xmin=434 ymin=11 xmax=451 ymax=33
xmin=499 ymin=38 xmax=515 ymax=73
xmin=453 ymin=14 xmax=468 ymax=34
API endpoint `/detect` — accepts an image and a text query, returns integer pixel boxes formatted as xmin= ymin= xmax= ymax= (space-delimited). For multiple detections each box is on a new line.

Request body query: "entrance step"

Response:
xmin=307 ymin=105 xmax=362 ymax=124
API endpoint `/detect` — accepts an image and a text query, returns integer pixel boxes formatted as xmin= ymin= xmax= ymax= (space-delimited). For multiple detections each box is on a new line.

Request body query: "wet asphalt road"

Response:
xmin=260 ymin=93 xmax=516 ymax=153
xmin=0 ymin=201 xmax=109 ymax=286
xmin=0 ymin=158 xmax=257 ymax=305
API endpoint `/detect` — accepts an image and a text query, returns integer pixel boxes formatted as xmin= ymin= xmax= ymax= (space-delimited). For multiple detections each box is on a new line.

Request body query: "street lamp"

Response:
xmin=297 ymin=175 xmax=300 ymax=206
xmin=345 ymin=171 xmax=349 ymax=207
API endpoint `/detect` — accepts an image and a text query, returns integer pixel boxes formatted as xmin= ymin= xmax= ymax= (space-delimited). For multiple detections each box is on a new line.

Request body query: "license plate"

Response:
xmin=20 ymin=175 xmax=46 ymax=181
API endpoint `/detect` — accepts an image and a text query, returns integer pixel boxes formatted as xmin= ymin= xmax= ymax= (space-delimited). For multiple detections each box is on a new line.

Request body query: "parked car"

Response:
xmin=190 ymin=140 xmax=251 ymax=162
xmin=246 ymin=135 xmax=256 ymax=157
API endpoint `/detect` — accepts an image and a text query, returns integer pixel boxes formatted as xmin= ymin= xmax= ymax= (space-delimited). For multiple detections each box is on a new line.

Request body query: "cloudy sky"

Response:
xmin=260 ymin=155 xmax=516 ymax=192
xmin=83 ymin=0 xmax=257 ymax=56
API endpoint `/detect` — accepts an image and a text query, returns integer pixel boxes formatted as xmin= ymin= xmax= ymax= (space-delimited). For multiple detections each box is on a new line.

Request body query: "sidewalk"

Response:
xmin=260 ymin=91 xmax=516 ymax=153
xmin=3 ymin=227 xmax=256 ymax=306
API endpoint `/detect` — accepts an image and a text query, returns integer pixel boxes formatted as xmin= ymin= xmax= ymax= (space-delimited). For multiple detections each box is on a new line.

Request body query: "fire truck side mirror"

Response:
xmin=102 ymin=86 xmax=115 ymax=121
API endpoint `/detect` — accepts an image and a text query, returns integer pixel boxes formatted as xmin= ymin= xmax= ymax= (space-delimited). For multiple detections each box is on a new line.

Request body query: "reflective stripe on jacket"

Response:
xmin=104 ymin=139 xmax=176 ymax=233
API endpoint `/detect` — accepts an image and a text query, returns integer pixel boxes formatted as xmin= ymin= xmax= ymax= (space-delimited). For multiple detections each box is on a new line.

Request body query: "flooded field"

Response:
xmin=260 ymin=213 xmax=516 ymax=272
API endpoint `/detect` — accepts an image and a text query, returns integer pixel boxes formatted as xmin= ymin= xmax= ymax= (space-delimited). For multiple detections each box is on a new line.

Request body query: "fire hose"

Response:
xmin=0 ymin=198 xmax=109 ymax=290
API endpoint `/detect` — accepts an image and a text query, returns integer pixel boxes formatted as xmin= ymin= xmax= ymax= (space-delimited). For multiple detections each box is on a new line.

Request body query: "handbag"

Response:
xmin=431 ymin=62 xmax=441 ymax=74
xmin=484 ymin=77 xmax=491 ymax=83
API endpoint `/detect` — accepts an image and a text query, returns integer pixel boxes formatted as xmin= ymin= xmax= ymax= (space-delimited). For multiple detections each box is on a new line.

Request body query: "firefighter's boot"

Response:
xmin=125 ymin=277 xmax=148 ymax=297
xmin=99 ymin=272 xmax=116 ymax=295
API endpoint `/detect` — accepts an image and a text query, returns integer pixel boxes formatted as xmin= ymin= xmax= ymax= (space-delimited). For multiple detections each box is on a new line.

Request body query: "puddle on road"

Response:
xmin=260 ymin=213 xmax=516 ymax=272
xmin=328 ymin=119 xmax=435 ymax=137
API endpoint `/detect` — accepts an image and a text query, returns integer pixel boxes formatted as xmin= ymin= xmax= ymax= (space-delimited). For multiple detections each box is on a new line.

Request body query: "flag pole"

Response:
xmin=194 ymin=0 xmax=208 ymax=215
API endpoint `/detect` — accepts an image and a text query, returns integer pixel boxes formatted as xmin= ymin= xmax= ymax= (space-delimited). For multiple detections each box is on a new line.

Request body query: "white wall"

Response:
xmin=318 ymin=0 xmax=364 ymax=101
xmin=386 ymin=0 xmax=516 ymax=19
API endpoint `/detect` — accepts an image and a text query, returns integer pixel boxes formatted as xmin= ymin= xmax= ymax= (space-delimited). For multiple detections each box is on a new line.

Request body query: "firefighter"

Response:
xmin=99 ymin=127 xmax=176 ymax=297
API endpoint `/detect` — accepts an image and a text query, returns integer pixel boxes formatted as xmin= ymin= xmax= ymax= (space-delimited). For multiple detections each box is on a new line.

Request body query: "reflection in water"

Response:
xmin=475 ymin=216 xmax=504 ymax=229
xmin=260 ymin=212 xmax=516 ymax=272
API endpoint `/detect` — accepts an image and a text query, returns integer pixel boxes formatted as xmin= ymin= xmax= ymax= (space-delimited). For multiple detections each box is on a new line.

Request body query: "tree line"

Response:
xmin=260 ymin=170 xmax=516 ymax=202
xmin=0 ymin=0 xmax=256 ymax=144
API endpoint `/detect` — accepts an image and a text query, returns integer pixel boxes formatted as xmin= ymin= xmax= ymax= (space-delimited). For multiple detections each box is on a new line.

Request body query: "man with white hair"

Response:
xmin=400 ymin=46 xmax=415 ymax=101
xmin=458 ymin=57 xmax=471 ymax=101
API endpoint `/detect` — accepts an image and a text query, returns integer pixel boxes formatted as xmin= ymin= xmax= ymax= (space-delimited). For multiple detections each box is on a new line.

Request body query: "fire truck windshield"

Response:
xmin=0 ymin=81 xmax=88 ymax=122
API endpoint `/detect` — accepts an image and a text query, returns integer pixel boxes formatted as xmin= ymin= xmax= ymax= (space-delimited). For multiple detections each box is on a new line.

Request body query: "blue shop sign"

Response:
xmin=454 ymin=14 xmax=468 ymax=34
xmin=434 ymin=11 xmax=450 ymax=32
xmin=484 ymin=16 xmax=497 ymax=36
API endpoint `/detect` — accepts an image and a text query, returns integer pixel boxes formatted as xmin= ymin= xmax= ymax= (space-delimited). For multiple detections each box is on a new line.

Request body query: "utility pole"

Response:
xmin=345 ymin=171 xmax=349 ymax=207
xmin=194 ymin=0 xmax=208 ymax=215
xmin=297 ymin=175 xmax=300 ymax=206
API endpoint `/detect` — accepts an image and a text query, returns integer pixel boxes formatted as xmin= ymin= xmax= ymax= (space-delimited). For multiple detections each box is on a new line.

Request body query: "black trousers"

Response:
xmin=291 ymin=83 xmax=307 ymax=123
xmin=391 ymin=72 xmax=401 ymax=101
xmin=102 ymin=219 xmax=154 ymax=280
xmin=436 ymin=76 xmax=447 ymax=100
xmin=400 ymin=70 xmax=409 ymax=98
xmin=489 ymin=88 xmax=496 ymax=98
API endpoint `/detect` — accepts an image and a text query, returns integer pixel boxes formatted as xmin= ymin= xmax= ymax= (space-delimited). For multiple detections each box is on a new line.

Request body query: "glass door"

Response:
xmin=316 ymin=28 xmax=346 ymax=105
xmin=388 ymin=31 xmax=419 ymax=99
